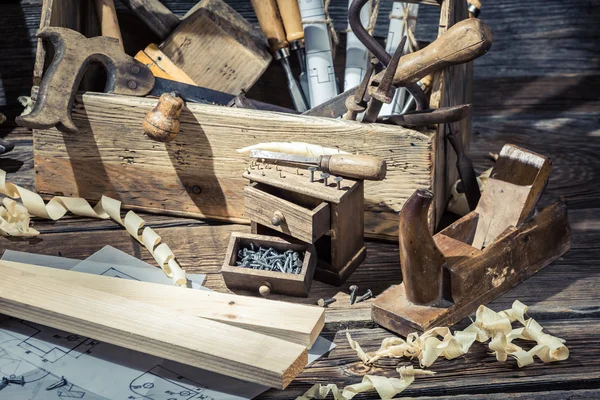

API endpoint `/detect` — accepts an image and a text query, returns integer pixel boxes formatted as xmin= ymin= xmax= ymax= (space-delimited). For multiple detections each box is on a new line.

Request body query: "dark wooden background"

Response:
xmin=0 ymin=0 xmax=599 ymax=398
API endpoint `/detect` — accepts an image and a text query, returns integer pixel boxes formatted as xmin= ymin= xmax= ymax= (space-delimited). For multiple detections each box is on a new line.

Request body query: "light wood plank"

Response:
xmin=1 ymin=260 xmax=324 ymax=347
xmin=0 ymin=263 xmax=307 ymax=389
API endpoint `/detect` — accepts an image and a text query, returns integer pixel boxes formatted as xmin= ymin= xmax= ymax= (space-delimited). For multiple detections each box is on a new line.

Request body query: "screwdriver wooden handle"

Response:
xmin=320 ymin=154 xmax=387 ymax=181
xmin=375 ymin=18 xmax=492 ymax=87
xmin=251 ymin=0 xmax=289 ymax=53
xmin=143 ymin=92 xmax=184 ymax=142
xmin=275 ymin=0 xmax=304 ymax=42
xmin=94 ymin=0 xmax=124 ymax=49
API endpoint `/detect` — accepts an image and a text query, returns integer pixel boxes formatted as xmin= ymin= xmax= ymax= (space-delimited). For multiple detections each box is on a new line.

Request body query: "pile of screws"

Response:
xmin=235 ymin=243 xmax=303 ymax=274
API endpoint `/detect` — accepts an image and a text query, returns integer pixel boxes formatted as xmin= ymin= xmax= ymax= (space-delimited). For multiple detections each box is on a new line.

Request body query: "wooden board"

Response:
xmin=33 ymin=93 xmax=435 ymax=241
xmin=0 ymin=263 xmax=307 ymax=389
xmin=1 ymin=260 xmax=324 ymax=347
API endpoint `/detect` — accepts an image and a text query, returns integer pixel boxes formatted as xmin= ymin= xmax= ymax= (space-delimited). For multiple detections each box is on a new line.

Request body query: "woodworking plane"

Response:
xmin=372 ymin=144 xmax=571 ymax=336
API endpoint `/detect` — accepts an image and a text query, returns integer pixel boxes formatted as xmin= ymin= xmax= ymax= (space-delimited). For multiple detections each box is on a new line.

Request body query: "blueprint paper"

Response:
xmin=1 ymin=250 xmax=81 ymax=270
xmin=0 ymin=247 xmax=336 ymax=399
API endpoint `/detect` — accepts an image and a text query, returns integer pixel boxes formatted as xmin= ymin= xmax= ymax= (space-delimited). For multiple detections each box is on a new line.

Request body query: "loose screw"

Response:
xmin=46 ymin=376 xmax=67 ymax=390
xmin=321 ymin=173 xmax=330 ymax=186
xmin=8 ymin=376 xmax=24 ymax=386
xmin=349 ymin=285 xmax=359 ymax=305
xmin=334 ymin=176 xmax=343 ymax=190
xmin=308 ymin=166 xmax=318 ymax=182
xmin=355 ymin=289 xmax=373 ymax=304
xmin=317 ymin=298 xmax=336 ymax=307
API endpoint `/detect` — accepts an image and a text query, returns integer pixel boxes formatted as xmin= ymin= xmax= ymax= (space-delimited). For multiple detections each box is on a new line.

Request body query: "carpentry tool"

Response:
xmin=243 ymin=163 xmax=367 ymax=286
xmin=275 ymin=0 xmax=309 ymax=98
xmin=468 ymin=0 xmax=482 ymax=18
xmin=94 ymin=0 xmax=123 ymax=48
xmin=303 ymin=18 xmax=492 ymax=119
xmin=251 ymin=0 xmax=308 ymax=112
xmin=249 ymin=150 xmax=387 ymax=181
xmin=372 ymin=144 xmax=570 ymax=336
xmin=447 ymin=126 xmax=480 ymax=211
xmin=134 ymin=44 xmax=197 ymax=85
xmin=344 ymin=0 xmax=370 ymax=90
xmin=117 ymin=0 xmax=180 ymax=41
xmin=15 ymin=27 xmax=292 ymax=134
xmin=143 ymin=91 xmax=184 ymax=142
xmin=343 ymin=58 xmax=376 ymax=120
xmin=378 ymin=104 xmax=471 ymax=126
xmin=0 ymin=138 xmax=14 ymax=155
xmin=298 ymin=0 xmax=339 ymax=107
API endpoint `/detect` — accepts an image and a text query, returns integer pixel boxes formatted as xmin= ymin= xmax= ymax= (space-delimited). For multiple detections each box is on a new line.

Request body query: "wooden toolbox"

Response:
xmin=31 ymin=0 xmax=472 ymax=240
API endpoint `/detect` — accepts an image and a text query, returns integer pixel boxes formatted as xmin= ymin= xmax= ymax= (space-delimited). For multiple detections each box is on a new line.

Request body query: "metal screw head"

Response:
xmin=127 ymin=80 xmax=138 ymax=89
xmin=317 ymin=298 xmax=336 ymax=307
xmin=334 ymin=176 xmax=343 ymax=190
xmin=191 ymin=185 xmax=201 ymax=194
xmin=131 ymin=65 xmax=141 ymax=74
xmin=349 ymin=285 xmax=359 ymax=304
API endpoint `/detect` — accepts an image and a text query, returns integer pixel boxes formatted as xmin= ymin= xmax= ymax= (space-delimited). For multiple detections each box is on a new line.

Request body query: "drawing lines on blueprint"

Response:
xmin=129 ymin=365 xmax=215 ymax=400
xmin=99 ymin=266 xmax=140 ymax=280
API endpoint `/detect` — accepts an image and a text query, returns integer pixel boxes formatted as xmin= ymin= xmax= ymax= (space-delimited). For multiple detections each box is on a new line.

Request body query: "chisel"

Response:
xmin=251 ymin=0 xmax=308 ymax=112
xmin=249 ymin=150 xmax=387 ymax=181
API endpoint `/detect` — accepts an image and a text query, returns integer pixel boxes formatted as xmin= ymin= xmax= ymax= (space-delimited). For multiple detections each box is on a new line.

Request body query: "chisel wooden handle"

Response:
xmin=251 ymin=0 xmax=289 ymax=53
xmin=320 ymin=154 xmax=387 ymax=181
xmin=275 ymin=0 xmax=304 ymax=42
xmin=94 ymin=0 xmax=124 ymax=49
xmin=375 ymin=18 xmax=492 ymax=87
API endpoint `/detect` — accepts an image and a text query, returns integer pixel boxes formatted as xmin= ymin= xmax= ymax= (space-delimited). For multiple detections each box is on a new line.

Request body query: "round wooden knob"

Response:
xmin=259 ymin=282 xmax=272 ymax=297
xmin=271 ymin=211 xmax=285 ymax=226
xmin=143 ymin=92 xmax=184 ymax=142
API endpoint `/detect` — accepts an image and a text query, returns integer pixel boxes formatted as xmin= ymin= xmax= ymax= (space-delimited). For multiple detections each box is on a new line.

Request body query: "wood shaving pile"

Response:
xmin=298 ymin=301 xmax=569 ymax=399
xmin=0 ymin=169 xmax=187 ymax=285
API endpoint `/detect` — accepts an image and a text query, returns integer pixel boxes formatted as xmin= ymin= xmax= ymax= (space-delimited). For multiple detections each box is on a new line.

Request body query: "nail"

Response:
xmin=355 ymin=289 xmax=373 ymax=304
xmin=321 ymin=172 xmax=330 ymax=186
xmin=8 ymin=376 xmax=24 ymax=386
xmin=349 ymin=285 xmax=359 ymax=305
xmin=46 ymin=376 xmax=67 ymax=390
xmin=308 ymin=166 xmax=317 ymax=182
xmin=317 ymin=298 xmax=336 ymax=307
xmin=334 ymin=176 xmax=343 ymax=190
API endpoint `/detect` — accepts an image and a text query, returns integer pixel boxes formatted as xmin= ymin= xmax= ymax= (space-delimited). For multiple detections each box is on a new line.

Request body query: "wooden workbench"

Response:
xmin=1 ymin=0 xmax=599 ymax=398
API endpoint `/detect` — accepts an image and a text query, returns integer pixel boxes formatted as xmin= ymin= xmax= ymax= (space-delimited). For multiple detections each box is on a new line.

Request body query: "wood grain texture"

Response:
xmin=0 ymin=263 xmax=308 ymax=389
xmin=33 ymin=93 xmax=434 ymax=241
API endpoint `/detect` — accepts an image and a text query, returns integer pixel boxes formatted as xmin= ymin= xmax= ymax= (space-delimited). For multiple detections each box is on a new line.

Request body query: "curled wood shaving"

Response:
xmin=448 ymin=167 xmax=492 ymax=216
xmin=296 ymin=366 xmax=434 ymax=400
xmin=237 ymin=142 xmax=349 ymax=157
xmin=18 ymin=96 xmax=33 ymax=115
xmin=298 ymin=301 xmax=568 ymax=399
xmin=0 ymin=169 xmax=187 ymax=285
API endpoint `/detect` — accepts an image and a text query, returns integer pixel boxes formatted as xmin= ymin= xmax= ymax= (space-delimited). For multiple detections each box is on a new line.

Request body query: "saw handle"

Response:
xmin=375 ymin=18 xmax=492 ymax=87
xmin=275 ymin=0 xmax=304 ymax=42
xmin=320 ymin=154 xmax=387 ymax=181
xmin=251 ymin=0 xmax=289 ymax=53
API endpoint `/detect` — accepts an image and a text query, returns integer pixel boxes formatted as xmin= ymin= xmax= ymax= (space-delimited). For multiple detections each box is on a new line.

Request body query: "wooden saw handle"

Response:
xmin=376 ymin=18 xmax=492 ymax=87
xmin=320 ymin=154 xmax=387 ymax=181
xmin=94 ymin=0 xmax=124 ymax=49
xmin=275 ymin=0 xmax=304 ymax=42
xmin=251 ymin=0 xmax=289 ymax=53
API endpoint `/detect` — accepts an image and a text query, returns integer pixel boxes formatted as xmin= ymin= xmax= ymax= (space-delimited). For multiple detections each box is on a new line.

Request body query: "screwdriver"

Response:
xmin=251 ymin=0 xmax=308 ymax=112
xmin=275 ymin=0 xmax=309 ymax=100
xmin=249 ymin=150 xmax=387 ymax=181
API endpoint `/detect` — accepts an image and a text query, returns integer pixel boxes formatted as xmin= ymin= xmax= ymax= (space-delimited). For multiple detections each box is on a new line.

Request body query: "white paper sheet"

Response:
xmin=0 ymin=248 xmax=336 ymax=399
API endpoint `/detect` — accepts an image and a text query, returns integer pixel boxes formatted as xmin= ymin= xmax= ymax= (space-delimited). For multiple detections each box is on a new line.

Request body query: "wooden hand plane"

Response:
xmin=372 ymin=144 xmax=571 ymax=336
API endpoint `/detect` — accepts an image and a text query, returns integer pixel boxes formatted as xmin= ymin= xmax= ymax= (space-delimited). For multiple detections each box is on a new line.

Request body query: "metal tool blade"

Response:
xmin=378 ymin=104 xmax=471 ymax=126
xmin=151 ymin=78 xmax=298 ymax=114
xmin=302 ymin=86 xmax=358 ymax=118
xmin=249 ymin=150 xmax=319 ymax=165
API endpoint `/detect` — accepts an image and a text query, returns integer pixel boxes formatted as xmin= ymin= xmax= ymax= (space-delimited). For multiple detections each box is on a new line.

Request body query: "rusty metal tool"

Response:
xmin=343 ymin=59 xmax=375 ymax=120
xmin=303 ymin=18 xmax=492 ymax=119
xmin=378 ymin=104 xmax=471 ymax=127
xmin=251 ymin=0 xmax=308 ymax=112
xmin=249 ymin=150 xmax=387 ymax=181
xmin=15 ymin=28 xmax=294 ymax=133
xmin=447 ymin=126 xmax=481 ymax=211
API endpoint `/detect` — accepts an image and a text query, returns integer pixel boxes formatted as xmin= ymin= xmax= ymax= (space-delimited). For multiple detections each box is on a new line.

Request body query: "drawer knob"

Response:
xmin=259 ymin=282 xmax=272 ymax=297
xmin=271 ymin=211 xmax=285 ymax=226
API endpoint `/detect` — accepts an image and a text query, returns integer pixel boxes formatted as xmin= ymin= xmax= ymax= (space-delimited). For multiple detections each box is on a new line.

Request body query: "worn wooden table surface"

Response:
xmin=1 ymin=0 xmax=599 ymax=398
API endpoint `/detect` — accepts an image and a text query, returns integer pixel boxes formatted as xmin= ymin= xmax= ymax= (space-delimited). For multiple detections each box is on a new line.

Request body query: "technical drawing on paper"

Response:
xmin=0 ymin=317 xmax=100 ymax=363
xmin=98 ymin=266 xmax=140 ymax=280
xmin=129 ymin=365 xmax=215 ymax=400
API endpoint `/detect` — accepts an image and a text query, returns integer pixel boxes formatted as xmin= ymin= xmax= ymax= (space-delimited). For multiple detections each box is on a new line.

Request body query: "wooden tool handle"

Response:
xmin=275 ymin=0 xmax=304 ymax=42
xmin=118 ymin=0 xmax=180 ymax=41
xmin=251 ymin=0 xmax=289 ymax=53
xmin=94 ymin=0 xmax=124 ymax=49
xmin=320 ymin=154 xmax=387 ymax=181
xmin=143 ymin=92 xmax=184 ymax=142
xmin=386 ymin=18 xmax=492 ymax=87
